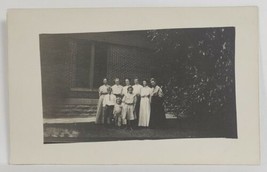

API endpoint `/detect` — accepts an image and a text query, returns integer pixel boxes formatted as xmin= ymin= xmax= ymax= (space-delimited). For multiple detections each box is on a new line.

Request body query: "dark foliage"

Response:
xmin=146 ymin=27 xmax=236 ymax=119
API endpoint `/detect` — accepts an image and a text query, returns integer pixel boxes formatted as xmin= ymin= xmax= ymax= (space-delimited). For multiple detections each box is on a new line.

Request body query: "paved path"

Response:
xmin=44 ymin=117 xmax=95 ymax=124
xmin=43 ymin=113 xmax=176 ymax=124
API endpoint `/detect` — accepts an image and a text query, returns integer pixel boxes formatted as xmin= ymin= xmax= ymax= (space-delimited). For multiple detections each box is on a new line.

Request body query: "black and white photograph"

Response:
xmin=40 ymin=27 xmax=237 ymax=143
xmin=7 ymin=7 xmax=261 ymax=165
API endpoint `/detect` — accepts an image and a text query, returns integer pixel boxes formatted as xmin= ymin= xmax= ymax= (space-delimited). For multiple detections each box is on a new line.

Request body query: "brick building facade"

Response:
xmin=40 ymin=31 xmax=155 ymax=118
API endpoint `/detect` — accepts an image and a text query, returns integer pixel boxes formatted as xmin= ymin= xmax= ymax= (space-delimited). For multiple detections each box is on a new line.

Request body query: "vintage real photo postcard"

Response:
xmin=8 ymin=7 xmax=260 ymax=164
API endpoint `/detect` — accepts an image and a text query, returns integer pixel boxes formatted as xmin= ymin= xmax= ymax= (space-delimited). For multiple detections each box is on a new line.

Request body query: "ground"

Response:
xmin=43 ymin=116 xmax=230 ymax=143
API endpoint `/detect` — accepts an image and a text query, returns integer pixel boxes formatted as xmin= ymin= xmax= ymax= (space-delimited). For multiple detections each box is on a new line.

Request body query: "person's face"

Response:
xmin=128 ymin=88 xmax=133 ymax=94
xmin=116 ymin=99 xmax=121 ymax=104
xmin=134 ymin=79 xmax=138 ymax=84
xmin=143 ymin=81 xmax=147 ymax=86
xmin=115 ymin=79 xmax=120 ymax=85
xmin=107 ymin=88 xmax=112 ymax=94
xmin=125 ymin=79 xmax=130 ymax=86
xmin=103 ymin=79 xmax=107 ymax=84
xmin=151 ymin=80 xmax=156 ymax=86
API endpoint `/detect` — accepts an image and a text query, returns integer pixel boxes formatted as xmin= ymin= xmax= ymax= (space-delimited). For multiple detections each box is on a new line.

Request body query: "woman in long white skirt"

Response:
xmin=138 ymin=80 xmax=152 ymax=127
xmin=95 ymin=78 xmax=110 ymax=124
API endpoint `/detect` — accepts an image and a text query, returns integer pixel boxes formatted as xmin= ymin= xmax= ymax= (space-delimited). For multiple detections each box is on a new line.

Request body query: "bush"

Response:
xmin=146 ymin=27 xmax=236 ymax=118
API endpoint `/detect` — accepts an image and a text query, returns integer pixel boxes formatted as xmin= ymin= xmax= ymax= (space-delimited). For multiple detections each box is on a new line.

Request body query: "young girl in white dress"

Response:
xmin=113 ymin=98 xmax=123 ymax=127
xmin=138 ymin=80 xmax=152 ymax=127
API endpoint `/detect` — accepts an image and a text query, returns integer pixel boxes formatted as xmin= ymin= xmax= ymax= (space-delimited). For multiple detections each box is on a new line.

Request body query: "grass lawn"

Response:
xmin=44 ymin=118 xmax=233 ymax=144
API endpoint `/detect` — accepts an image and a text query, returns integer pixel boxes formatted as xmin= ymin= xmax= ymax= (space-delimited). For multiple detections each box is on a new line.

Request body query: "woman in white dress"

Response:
xmin=95 ymin=78 xmax=110 ymax=124
xmin=138 ymin=80 xmax=152 ymax=127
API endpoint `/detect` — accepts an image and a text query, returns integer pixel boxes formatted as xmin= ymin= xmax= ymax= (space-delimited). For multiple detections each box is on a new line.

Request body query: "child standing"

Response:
xmin=103 ymin=87 xmax=116 ymax=127
xmin=122 ymin=86 xmax=136 ymax=130
xmin=113 ymin=98 xmax=123 ymax=127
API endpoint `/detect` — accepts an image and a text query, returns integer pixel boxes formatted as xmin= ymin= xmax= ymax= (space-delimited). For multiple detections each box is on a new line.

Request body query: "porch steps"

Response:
xmin=45 ymin=98 xmax=99 ymax=118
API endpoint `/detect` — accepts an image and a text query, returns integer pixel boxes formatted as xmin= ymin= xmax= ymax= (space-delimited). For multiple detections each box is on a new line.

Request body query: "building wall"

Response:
xmin=40 ymin=35 xmax=73 ymax=117
xmin=40 ymin=33 xmax=155 ymax=118
xmin=107 ymin=44 xmax=153 ymax=84
xmin=67 ymin=32 xmax=153 ymax=49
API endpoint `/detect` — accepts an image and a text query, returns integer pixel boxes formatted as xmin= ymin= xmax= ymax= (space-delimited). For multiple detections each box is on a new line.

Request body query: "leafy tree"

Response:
xmin=146 ymin=27 xmax=236 ymax=119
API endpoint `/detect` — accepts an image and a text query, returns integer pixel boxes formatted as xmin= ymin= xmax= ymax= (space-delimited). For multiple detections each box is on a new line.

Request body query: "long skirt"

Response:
xmin=149 ymin=96 xmax=166 ymax=128
xmin=95 ymin=95 xmax=105 ymax=124
xmin=121 ymin=103 xmax=127 ymax=125
xmin=104 ymin=105 xmax=114 ymax=125
xmin=134 ymin=95 xmax=141 ymax=120
xmin=138 ymin=97 xmax=151 ymax=127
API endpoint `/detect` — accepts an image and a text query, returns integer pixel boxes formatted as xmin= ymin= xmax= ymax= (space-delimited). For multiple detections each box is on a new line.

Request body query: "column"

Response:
xmin=89 ymin=43 xmax=95 ymax=89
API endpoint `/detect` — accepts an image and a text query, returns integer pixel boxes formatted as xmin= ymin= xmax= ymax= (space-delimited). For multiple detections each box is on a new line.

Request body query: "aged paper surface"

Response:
xmin=8 ymin=7 xmax=259 ymax=164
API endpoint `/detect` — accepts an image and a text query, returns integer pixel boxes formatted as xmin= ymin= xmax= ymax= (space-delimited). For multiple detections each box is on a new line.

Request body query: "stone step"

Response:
xmin=56 ymin=104 xmax=97 ymax=117
xmin=44 ymin=99 xmax=99 ymax=118
xmin=64 ymin=98 xmax=98 ymax=105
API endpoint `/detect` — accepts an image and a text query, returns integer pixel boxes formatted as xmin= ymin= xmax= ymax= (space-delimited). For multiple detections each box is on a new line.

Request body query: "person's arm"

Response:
xmin=149 ymin=88 xmax=152 ymax=102
xmin=133 ymin=95 xmax=137 ymax=110
xmin=151 ymin=86 xmax=159 ymax=96
xmin=111 ymin=85 xmax=114 ymax=94
xmin=120 ymin=86 xmax=123 ymax=96
xmin=136 ymin=85 xmax=141 ymax=96
xmin=112 ymin=95 xmax=117 ymax=104
xmin=146 ymin=89 xmax=150 ymax=98
xmin=153 ymin=86 xmax=163 ymax=97
xmin=140 ymin=85 xmax=143 ymax=96
xmin=98 ymin=87 xmax=102 ymax=97
xmin=102 ymin=96 xmax=106 ymax=107
xmin=122 ymin=87 xmax=127 ymax=96
xmin=122 ymin=87 xmax=125 ymax=96
xmin=122 ymin=95 xmax=125 ymax=103
xmin=113 ymin=105 xmax=116 ymax=115
xmin=158 ymin=87 xmax=164 ymax=97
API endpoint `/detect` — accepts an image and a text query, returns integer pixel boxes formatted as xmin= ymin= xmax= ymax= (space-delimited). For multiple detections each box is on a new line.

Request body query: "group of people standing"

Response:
xmin=95 ymin=77 xmax=166 ymax=130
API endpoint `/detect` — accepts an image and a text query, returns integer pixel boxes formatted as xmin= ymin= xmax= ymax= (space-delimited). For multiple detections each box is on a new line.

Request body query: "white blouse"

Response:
xmin=99 ymin=84 xmax=110 ymax=96
xmin=140 ymin=86 xmax=152 ymax=98
xmin=111 ymin=84 xmax=123 ymax=95
xmin=133 ymin=84 xmax=143 ymax=96
xmin=102 ymin=94 xmax=116 ymax=107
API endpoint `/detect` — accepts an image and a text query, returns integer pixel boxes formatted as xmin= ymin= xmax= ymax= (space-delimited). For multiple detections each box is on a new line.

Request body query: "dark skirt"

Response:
xmin=135 ymin=95 xmax=141 ymax=120
xmin=149 ymin=96 xmax=166 ymax=128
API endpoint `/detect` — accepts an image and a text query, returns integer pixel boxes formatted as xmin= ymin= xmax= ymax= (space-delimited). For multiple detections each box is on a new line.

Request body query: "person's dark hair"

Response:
xmin=116 ymin=98 xmax=122 ymax=104
xmin=107 ymin=87 xmax=112 ymax=92
xmin=150 ymin=78 xmax=157 ymax=83
xmin=127 ymin=86 xmax=133 ymax=91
